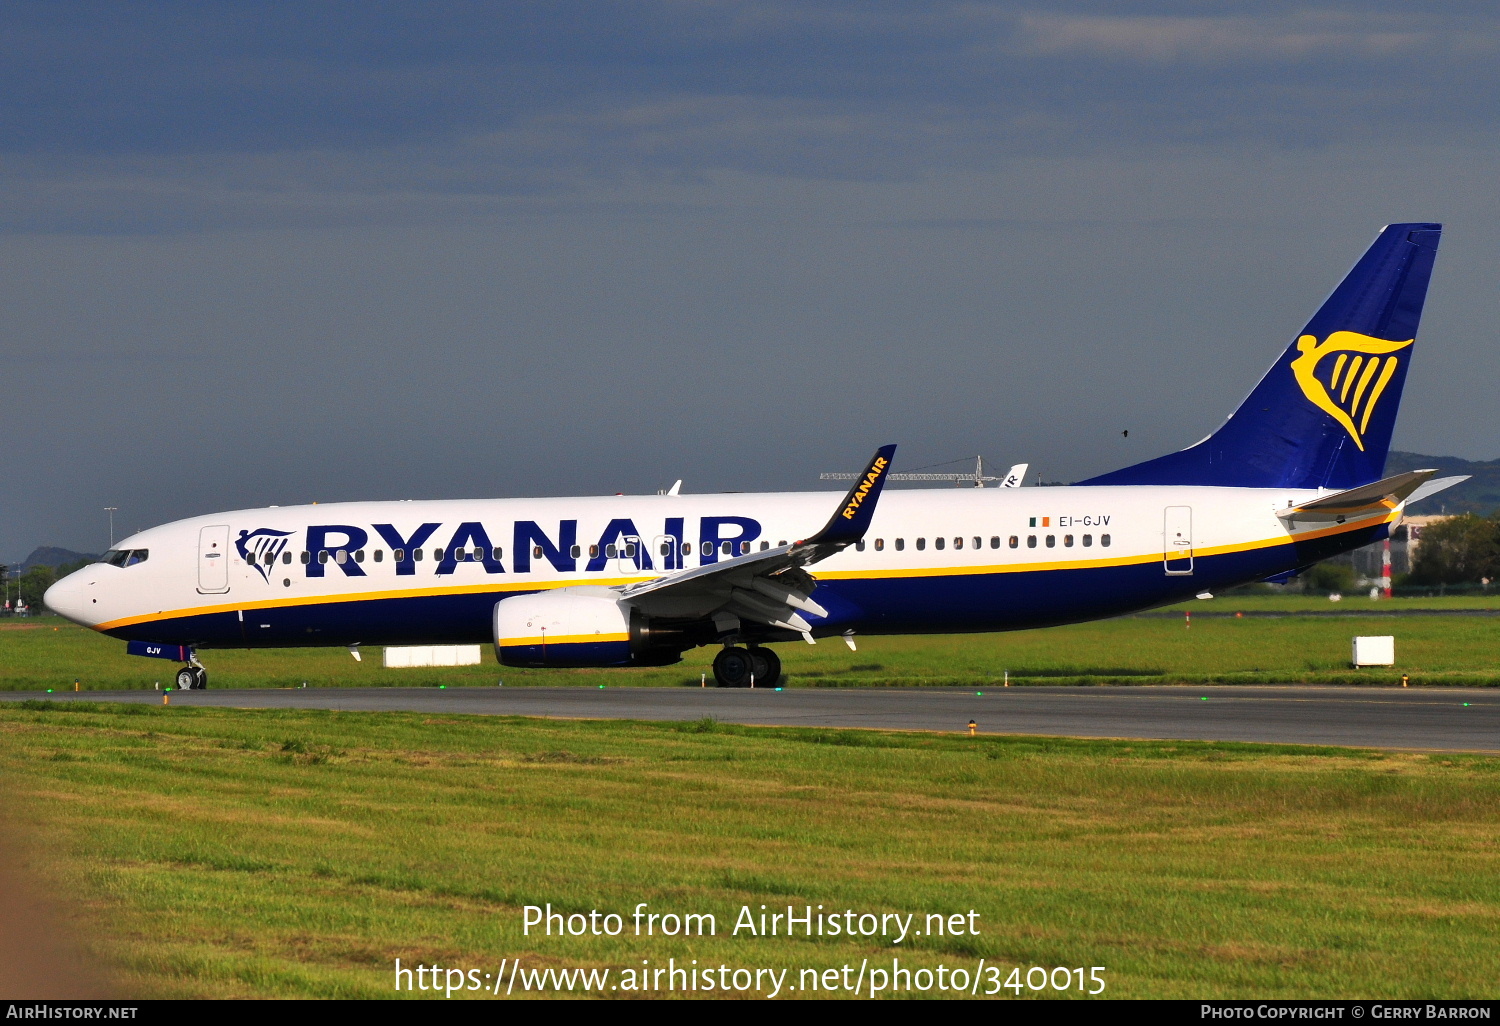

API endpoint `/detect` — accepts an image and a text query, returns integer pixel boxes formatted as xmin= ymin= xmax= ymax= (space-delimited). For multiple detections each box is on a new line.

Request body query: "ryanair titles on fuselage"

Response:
xmin=238 ymin=515 xmax=766 ymax=581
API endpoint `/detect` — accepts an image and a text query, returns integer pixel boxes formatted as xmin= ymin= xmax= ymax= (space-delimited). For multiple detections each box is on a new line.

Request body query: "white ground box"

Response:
xmin=1352 ymin=636 xmax=1395 ymax=667
xmin=383 ymin=645 xmax=482 ymax=668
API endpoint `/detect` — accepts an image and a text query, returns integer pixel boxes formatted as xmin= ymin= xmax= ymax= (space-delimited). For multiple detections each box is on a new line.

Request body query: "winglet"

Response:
xmin=800 ymin=444 xmax=897 ymax=551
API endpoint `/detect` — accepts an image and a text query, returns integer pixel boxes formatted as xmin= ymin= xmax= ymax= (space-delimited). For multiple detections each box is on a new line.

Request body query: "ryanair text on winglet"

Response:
xmin=841 ymin=457 xmax=889 ymax=520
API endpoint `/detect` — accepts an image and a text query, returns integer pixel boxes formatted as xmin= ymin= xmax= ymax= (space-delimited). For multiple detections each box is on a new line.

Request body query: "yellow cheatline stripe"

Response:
xmin=94 ymin=574 xmax=648 ymax=631
xmin=497 ymin=633 xmax=629 ymax=647
xmin=813 ymin=514 xmax=1396 ymax=581
xmin=95 ymin=514 xmax=1395 ymax=632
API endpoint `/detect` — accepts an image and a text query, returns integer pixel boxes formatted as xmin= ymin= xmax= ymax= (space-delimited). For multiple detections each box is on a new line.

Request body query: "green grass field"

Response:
xmin=3 ymin=702 xmax=1497 ymax=999
xmin=5 ymin=595 xmax=1500 ymax=691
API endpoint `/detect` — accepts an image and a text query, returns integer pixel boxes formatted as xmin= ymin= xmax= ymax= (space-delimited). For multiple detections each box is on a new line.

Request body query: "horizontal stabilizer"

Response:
xmin=1277 ymin=470 xmax=1437 ymax=527
xmin=1404 ymin=475 xmax=1470 ymax=508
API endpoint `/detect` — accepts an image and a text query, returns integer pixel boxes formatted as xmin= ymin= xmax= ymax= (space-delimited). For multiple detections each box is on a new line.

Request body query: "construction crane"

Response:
xmin=821 ymin=456 xmax=1027 ymax=488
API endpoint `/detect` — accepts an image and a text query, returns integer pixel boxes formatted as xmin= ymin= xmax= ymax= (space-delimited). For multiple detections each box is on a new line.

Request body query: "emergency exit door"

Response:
xmin=1163 ymin=506 xmax=1193 ymax=575
xmin=198 ymin=525 xmax=231 ymax=594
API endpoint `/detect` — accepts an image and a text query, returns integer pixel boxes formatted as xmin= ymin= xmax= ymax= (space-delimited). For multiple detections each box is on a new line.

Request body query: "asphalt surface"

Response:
xmin=4 ymin=684 xmax=1498 ymax=753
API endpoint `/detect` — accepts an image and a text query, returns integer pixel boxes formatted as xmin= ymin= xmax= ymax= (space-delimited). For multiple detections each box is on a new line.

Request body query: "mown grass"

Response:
xmin=5 ymin=602 xmax=1500 ymax=691
xmin=2 ymin=702 xmax=1498 ymax=999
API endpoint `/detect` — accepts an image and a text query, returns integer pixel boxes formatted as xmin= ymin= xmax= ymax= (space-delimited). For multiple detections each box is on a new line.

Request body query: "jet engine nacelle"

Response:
xmin=494 ymin=587 xmax=690 ymax=668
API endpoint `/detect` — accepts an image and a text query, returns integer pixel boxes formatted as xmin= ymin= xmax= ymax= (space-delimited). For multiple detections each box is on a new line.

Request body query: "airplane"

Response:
xmin=45 ymin=222 xmax=1465 ymax=690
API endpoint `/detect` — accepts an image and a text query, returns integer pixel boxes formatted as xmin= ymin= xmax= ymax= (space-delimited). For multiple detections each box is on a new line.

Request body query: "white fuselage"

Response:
xmin=44 ymin=484 xmax=1390 ymax=653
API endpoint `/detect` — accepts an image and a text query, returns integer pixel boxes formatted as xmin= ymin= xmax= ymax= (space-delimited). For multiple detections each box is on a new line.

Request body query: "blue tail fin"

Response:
xmin=1080 ymin=223 xmax=1442 ymax=490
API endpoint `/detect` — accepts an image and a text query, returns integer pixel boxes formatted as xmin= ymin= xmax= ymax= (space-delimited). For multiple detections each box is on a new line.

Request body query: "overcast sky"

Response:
xmin=5 ymin=1 xmax=1500 ymax=558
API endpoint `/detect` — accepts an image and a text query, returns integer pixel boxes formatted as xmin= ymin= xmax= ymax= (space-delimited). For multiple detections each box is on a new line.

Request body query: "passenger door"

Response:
xmin=198 ymin=525 xmax=231 ymax=594
xmin=1163 ymin=506 xmax=1193 ymax=575
xmin=616 ymin=535 xmax=643 ymax=576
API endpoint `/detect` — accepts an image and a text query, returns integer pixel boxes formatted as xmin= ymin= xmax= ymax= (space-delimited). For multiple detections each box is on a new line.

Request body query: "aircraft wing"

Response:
xmin=618 ymin=444 xmax=896 ymax=638
xmin=1277 ymin=469 xmax=1451 ymax=528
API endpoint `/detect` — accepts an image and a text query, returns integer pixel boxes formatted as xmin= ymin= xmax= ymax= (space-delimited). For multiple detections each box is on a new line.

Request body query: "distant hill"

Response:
xmin=18 ymin=547 xmax=98 ymax=571
xmin=1385 ymin=451 xmax=1500 ymax=515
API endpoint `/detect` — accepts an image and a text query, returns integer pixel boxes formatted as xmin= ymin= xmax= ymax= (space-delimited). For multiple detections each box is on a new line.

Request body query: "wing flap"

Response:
xmin=619 ymin=444 xmax=896 ymax=636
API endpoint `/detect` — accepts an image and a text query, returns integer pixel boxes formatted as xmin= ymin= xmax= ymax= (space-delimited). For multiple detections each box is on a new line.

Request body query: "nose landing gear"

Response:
xmin=174 ymin=664 xmax=208 ymax=690
xmin=711 ymin=646 xmax=781 ymax=688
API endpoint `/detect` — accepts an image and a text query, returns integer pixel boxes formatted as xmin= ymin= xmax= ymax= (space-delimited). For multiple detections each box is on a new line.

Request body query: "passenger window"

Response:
xmin=434 ymin=548 xmax=444 ymax=561
xmin=336 ymin=550 xmax=348 ymax=564
xmin=283 ymin=551 xmax=292 ymax=564
xmin=736 ymin=541 xmax=747 ymax=555
xmin=934 ymin=537 xmax=944 ymax=550
xmin=301 ymin=551 xmax=311 ymax=564
xmin=532 ymin=546 xmax=543 ymax=559
xmin=660 ymin=542 xmax=671 ymax=556
xmin=628 ymin=543 xmax=638 ymax=557
xmin=681 ymin=542 xmax=691 ymax=556
xmin=760 ymin=540 xmax=770 ymax=551
xmin=778 ymin=540 xmax=787 ymax=546
xmin=373 ymin=549 xmax=383 ymax=562
xmin=1101 ymin=534 xmax=1111 ymax=547
xmin=1063 ymin=535 xmax=1073 ymax=547
xmin=916 ymin=538 xmax=926 ymax=551
xmin=895 ymin=538 xmax=905 ymax=551
xmin=875 ymin=538 xmax=884 ymax=551
xmin=973 ymin=537 xmax=981 ymax=550
xmin=1008 ymin=536 xmax=1018 ymax=548
xmin=319 ymin=551 xmax=330 ymax=564
xmin=394 ymin=548 xmax=405 ymax=562
xmin=356 ymin=549 xmax=366 ymax=562
xmin=1082 ymin=535 xmax=1092 ymax=547
xmin=413 ymin=549 xmax=423 ymax=562
xmin=493 ymin=546 xmax=503 ymax=561
xmin=855 ymin=540 xmax=865 ymax=552
xmin=1046 ymin=535 xmax=1055 ymax=547
xmin=245 ymin=552 xmax=257 ymax=566
xmin=702 ymin=541 xmax=713 ymax=557
xmin=570 ymin=545 xmax=581 ymax=558
xmin=721 ymin=541 xmax=733 ymax=555
xmin=1026 ymin=536 xmax=1037 ymax=548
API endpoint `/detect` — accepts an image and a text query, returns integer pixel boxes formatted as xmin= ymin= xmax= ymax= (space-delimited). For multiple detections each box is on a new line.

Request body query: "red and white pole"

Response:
xmin=1382 ymin=538 xmax=1393 ymax=598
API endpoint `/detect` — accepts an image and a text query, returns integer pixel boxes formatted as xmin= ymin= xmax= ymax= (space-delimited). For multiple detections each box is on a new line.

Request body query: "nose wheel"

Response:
xmin=712 ymin=646 xmax=781 ymax=688
xmin=174 ymin=666 xmax=208 ymax=690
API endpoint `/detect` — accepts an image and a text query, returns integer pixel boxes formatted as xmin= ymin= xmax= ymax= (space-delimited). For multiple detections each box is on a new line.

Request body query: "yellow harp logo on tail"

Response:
xmin=1290 ymin=331 xmax=1413 ymax=451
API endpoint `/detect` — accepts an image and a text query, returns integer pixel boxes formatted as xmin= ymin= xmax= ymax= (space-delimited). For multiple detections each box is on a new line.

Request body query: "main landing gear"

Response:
xmin=174 ymin=665 xmax=208 ymax=690
xmin=712 ymin=646 xmax=781 ymax=688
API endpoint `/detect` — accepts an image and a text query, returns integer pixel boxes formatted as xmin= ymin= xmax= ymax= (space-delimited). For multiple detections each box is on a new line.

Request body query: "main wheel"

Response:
xmin=193 ymin=667 xmax=209 ymax=690
xmin=175 ymin=667 xmax=196 ymax=690
xmin=749 ymin=647 xmax=781 ymax=687
xmin=712 ymin=647 xmax=754 ymax=688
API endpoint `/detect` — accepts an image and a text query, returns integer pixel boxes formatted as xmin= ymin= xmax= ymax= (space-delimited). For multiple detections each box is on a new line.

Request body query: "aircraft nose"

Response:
xmin=43 ymin=572 xmax=93 ymax=625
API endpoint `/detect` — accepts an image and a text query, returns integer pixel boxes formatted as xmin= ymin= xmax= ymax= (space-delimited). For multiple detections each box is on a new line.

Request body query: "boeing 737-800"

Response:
xmin=45 ymin=223 xmax=1462 ymax=689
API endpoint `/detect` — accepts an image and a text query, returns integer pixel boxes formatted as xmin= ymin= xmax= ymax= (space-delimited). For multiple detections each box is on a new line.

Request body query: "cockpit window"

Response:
xmin=96 ymin=549 xmax=147 ymax=568
xmin=124 ymin=550 xmax=148 ymax=566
